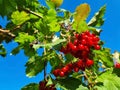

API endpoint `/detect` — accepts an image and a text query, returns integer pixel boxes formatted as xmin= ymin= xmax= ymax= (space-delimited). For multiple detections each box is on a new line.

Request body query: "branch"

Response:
xmin=0 ymin=29 xmax=15 ymax=43
xmin=18 ymin=7 xmax=43 ymax=19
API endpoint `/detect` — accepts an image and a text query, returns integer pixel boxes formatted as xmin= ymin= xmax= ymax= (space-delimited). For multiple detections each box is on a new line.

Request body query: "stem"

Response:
xmin=43 ymin=47 xmax=47 ymax=81
xmin=83 ymin=71 xmax=92 ymax=89
xmin=18 ymin=7 xmax=43 ymax=18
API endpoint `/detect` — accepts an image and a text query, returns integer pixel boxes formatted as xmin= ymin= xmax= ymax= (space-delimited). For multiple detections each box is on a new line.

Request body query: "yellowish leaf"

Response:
xmin=74 ymin=3 xmax=90 ymax=21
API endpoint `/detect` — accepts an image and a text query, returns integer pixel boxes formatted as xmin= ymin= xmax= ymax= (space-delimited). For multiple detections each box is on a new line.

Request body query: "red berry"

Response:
xmin=74 ymin=40 xmax=78 ymax=45
xmin=86 ymin=59 xmax=94 ymax=67
xmin=93 ymin=36 xmax=100 ymax=41
xmin=77 ymin=59 xmax=83 ymax=67
xmin=78 ymin=44 xmax=84 ymax=50
xmin=62 ymin=66 xmax=69 ymax=73
xmin=73 ymin=67 xmax=79 ymax=72
xmin=94 ymin=45 xmax=101 ymax=50
xmin=81 ymin=39 xmax=87 ymax=45
xmin=75 ymin=34 xmax=79 ymax=39
xmin=53 ymin=69 xmax=60 ymax=77
xmin=59 ymin=71 xmax=65 ymax=77
xmin=115 ymin=63 xmax=120 ymax=68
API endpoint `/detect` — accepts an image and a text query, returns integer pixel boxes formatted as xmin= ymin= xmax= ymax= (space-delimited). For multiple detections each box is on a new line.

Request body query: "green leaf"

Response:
xmin=21 ymin=83 xmax=39 ymax=90
xmin=96 ymin=69 xmax=120 ymax=89
xmin=65 ymin=54 xmax=77 ymax=63
xmin=113 ymin=68 xmax=120 ymax=77
xmin=45 ymin=0 xmax=55 ymax=9
xmin=103 ymin=80 xmax=118 ymax=90
xmin=0 ymin=44 xmax=6 ymax=57
xmin=49 ymin=51 xmax=62 ymax=70
xmin=72 ymin=20 xmax=88 ymax=33
xmin=76 ymin=85 xmax=88 ymax=90
xmin=46 ymin=9 xmax=60 ymax=32
xmin=25 ymin=56 xmax=44 ymax=77
xmin=11 ymin=11 xmax=30 ymax=25
xmin=0 ymin=0 xmax=17 ymax=17
xmin=11 ymin=45 xmax=22 ymax=55
xmin=92 ymin=48 xmax=113 ymax=67
xmin=57 ymin=77 xmax=82 ymax=90
xmin=15 ymin=32 xmax=35 ymax=44
xmin=88 ymin=5 xmax=106 ymax=27
xmin=74 ymin=3 xmax=90 ymax=21
xmin=94 ymin=86 xmax=107 ymax=90
xmin=33 ymin=38 xmax=66 ymax=50
xmin=48 ymin=20 xmax=60 ymax=32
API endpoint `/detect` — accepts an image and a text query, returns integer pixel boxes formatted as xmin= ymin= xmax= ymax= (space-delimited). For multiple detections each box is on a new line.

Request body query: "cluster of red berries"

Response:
xmin=53 ymin=59 xmax=94 ymax=77
xmin=39 ymin=81 xmax=56 ymax=90
xmin=53 ymin=31 xmax=101 ymax=77
xmin=60 ymin=31 xmax=100 ymax=59
xmin=115 ymin=63 xmax=120 ymax=68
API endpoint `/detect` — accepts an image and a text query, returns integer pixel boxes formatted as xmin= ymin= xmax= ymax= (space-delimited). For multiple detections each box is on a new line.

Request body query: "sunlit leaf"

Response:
xmin=21 ymin=83 xmax=39 ymax=90
xmin=57 ymin=77 xmax=82 ymax=90
xmin=88 ymin=5 xmax=106 ymax=27
xmin=74 ymin=3 xmax=90 ymax=21
xmin=25 ymin=56 xmax=44 ymax=77
xmin=11 ymin=11 xmax=30 ymax=25
xmin=15 ymin=32 xmax=35 ymax=44
xmin=72 ymin=20 xmax=88 ymax=33
xmin=0 ymin=44 xmax=6 ymax=57
xmin=33 ymin=38 xmax=66 ymax=50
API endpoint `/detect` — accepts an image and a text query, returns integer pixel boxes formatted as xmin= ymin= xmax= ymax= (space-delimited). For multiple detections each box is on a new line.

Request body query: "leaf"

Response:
xmin=45 ymin=0 xmax=55 ymax=9
xmin=25 ymin=56 xmax=44 ymax=77
xmin=0 ymin=44 xmax=6 ymax=57
xmin=11 ymin=11 xmax=30 ymax=25
xmin=21 ymin=83 xmax=39 ymax=90
xmin=46 ymin=0 xmax=63 ymax=8
xmin=49 ymin=51 xmax=62 ymax=70
xmin=94 ymin=86 xmax=107 ymax=90
xmin=74 ymin=3 xmax=90 ymax=21
xmin=11 ymin=45 xmax=22 ymax=55
xmin=33 ymin=38 xmax=66 ymax=50
xmin=92 ymin=48 xmax=113 ymax=67
xmin=103 ymin=80 xmax=118 ymax=90
xmin=76 ymin=85 xmax=88 ymax=90
xmin=0 ymin=0 xmax=17 ymax=17
xmin=15 ymin=32 xmax=35 ymax=44
xmin=113 ymin=68 xmax=120 ymax=77
xmin=72 ymin=20 xmax=88 ymax=33
xmin=88 ymin=5 xmax=106 ymax=27
xmin=46 ymin=9 xmax=60 ymax=32
xmin=48 ymin=20 xmax=60 ymax=32
xmin=96 ymin=69 xmax=120 ymax=89
xmin=57 ymin=77 xmax=82 ymax=90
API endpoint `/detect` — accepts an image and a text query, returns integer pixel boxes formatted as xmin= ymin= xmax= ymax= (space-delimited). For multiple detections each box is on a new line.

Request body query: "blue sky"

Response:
xmin=0 ymin=0 xmax=120 ymax=90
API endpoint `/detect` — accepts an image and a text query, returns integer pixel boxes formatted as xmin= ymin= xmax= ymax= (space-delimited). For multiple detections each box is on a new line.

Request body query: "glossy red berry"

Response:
xmin=94 ymin=45 xmax=101 ymax=50
xmin=115 ymin=63 xmax=120 ymax=68
xmin=53 ymin=69 xmax=60 ymax=77
xmin=86 ymin=59 xmax=94 ymax=67
xmin=73 ymin=67 xmax=79 ymax=72
xmin=59 ymin=71 xmax=65 ymax=77
xmin=62 ymin=66 xmax=69 ymax=73
xmin=78 ymin=44 xmax=84 ymax=50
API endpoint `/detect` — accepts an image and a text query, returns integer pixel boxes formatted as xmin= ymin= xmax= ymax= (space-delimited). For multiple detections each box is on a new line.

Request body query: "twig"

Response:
xmin=0 ymin=29 xmax=15 ymax=38
xmin=18 ymin=7 xmax=43 ymax=18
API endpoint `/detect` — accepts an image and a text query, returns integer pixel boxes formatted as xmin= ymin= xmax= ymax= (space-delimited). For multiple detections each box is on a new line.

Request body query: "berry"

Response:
xmin=53 ymin=69 xmax=60 ymax=77
xmin=59 ymin=71 xmax=65 ymax=77
xmin=73 ymin=67 xmax=79 ymax=72
xmin=86 ymin=59 xmax=94 ymax=67
xmin=115 ymin=63 xmax=120 ymax=68
xmin=62 ymin=66 xmax=69 ymax=73
xmin=78 ymin=44 xmax=84 ymax=50
xmin=81 ymin=39 xmax=87 ymax=45
xmin=94 ymin=45 xmax=101 ymax=50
